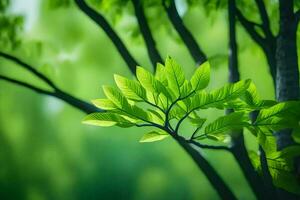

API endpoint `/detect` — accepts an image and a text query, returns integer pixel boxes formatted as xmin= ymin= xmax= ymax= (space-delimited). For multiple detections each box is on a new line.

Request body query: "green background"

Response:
xmin=0 ymin=0 xmax=277 ymax=199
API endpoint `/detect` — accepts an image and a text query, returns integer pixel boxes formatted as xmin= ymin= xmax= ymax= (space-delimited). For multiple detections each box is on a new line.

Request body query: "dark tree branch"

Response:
xmin=259 ymin=146 xmax=276 ymax=190
xmin=131 ymin=0 xmax=162 ymax=70
xmin=0 ymin=52 xmax=100 ymax=114
xmin=235 ymin=4 xmax=277 ymax=86
xmin=53 ymin=89 xmax=101 ymax=114
xmin=162 ymin=0 xmax=207 ymax=65
xmin=0 ymin=75 xmax=54 ymax=96
xmin=0 ymin=51 xmax=57 ymax=89
xmin=173 ymin=135 xmax=237 ymax=200
xmin=275 ymin=2 xmax=300 ymax=197
xmin=230 ymin=136 xmax=271 ymax=200
xmin=228 ymin=2 xmax=274 ymax=199
xmin=188 ymin=140 xmax=231 ymax=151
xmin=295 ymin=9 xmax=300 ymax=25
xmin=254 ymin=0 xmax=273 ymax=38
xmin=74 ymin=0 xmax=138 ymax=74
xmin=228 ymin=0 xmax=239 ymax=83
xmin=250 ymin=111 xmax=277 ymax=198
xmin=135 ymin=112 xmax=237 ymax=200
xmin=235 ymin=7 xmax=266 ymax=48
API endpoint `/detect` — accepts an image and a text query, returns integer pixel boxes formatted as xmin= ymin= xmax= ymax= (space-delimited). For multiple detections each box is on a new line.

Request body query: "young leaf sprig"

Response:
xmin=83 ymin=57 xmax=284 ymax=143
xmin=83 ymin=57 xmax=300 ymax=194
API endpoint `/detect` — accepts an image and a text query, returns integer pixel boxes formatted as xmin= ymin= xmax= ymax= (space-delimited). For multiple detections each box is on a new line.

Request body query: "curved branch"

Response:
xmin=188 ymin=140 xmax=231 ymax=151
xmin=0 ymin=53 xmax=101 ymax=114
xmin=173 ymin=135 xmax=237 ymax=200
xmin=0 ymin=51 xmax=57 ymax=89
xmin=131 ymin=0 xmax=162 ymax=70
xmin=228 ymin=3 xmax=275 ymax=199
xmin=162 ymin=0 xmax=207 ymax=65
xmin=235 ymin=7 xmax=266 ymax=48
xmin=0 ymin=75 xmax=54 ymax=96
xmin=254 ymin=0 xmax=273 ymax=38
xmin=0 ymin=75 xmax=100 ymax=114
xmin=74 ymin=0 xmax=138 ymax=74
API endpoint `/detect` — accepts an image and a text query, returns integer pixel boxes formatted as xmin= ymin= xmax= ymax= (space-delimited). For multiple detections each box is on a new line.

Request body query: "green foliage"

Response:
xmin=139 ymin=130 xmax=169 ymax=143
xmin=83 ymin=112 xmax=135 ymax=127
xmin=83 ymin=57 xmax=300 ymax=195
xmin=83 ymin=58 xmax=300 ymax=141
xmin=0 ymin=0 xmax=23 ymax=49
xmin=204 ymin=111 xmax=250 ymax=141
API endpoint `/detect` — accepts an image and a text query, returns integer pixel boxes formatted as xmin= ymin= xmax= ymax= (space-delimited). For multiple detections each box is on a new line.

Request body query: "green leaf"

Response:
xmin=165 ymin=57 xmax=185 ymax=97
xmin=136 ymin=66 xmax=173 ymax=101
xmin=256 ymin=101 xmax=300 ymax=122
xmin=188 ymin=115 xmax=206 ymax=128
xmin=248 ymin=150 xmax=260 ymax=170
xmin=241 ymin=81 xmax=260 ymax=106
xmin=139 ymin=130 xmax=169 ymax=143
xmin=204 ymin=112 xmax=250 ymax=139
xmin=136 ymin=66 xmax=158 ymax=93
xmin=180 ymin=80 xmax=193 ymax=98
xmin=169 ymin=106 xmax=186 ymax=120
xmin=103 ymin=85 xmax=129 ymax=108
xmin=208 ymin=79 xmax=251 ymax=107
xmin=241 ymin=81 xmax=276 ymax=109
xmin=267 ymin=146 xmax=300 ymax=195
xmin=256 ymin=128 xmax=277 ymax=153
xmin=255 ymin=101 xmax=300 ymax=129
xmin=148 ymin=109 xmax=164 ymax=124
xmin=155 ymin=63 xmax=168 ymax=86
xmin=114 ymin=74 xmax=147 ymax=101
xmin=190 ymin=61 xmax=210 ymax=91
xmin=82 ymin=112 xmax=134 ymax=127
xmin=91 ymin=99 xmax=117 ymax=110
xmin=121 ymin=104 xmax=152 ymax=122
xmin=186 ymin=79 xmax=251 ymax=111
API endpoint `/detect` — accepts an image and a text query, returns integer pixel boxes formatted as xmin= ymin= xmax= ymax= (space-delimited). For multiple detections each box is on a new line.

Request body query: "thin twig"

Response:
xmin=131 ymin=0 xmax=162 ymax=70
xmin=254 ymin=0 xmax=273 ymax=38
xmin=235 ymin=7 xmax=266 ymax=48
xmin=188 ymin=140 xmax=231 ymax=151
xmin=0 ymin=75 xmax=54 ymax=95
xmin=0 ymin=51 xmax=57 ymax=89
xmin=0 ymin=53 xmax=100 ymax=114
xmin=162 ymin=0 xmax=207 ymax=65
xmin=74 ymin=0 xmax=138 ymax=74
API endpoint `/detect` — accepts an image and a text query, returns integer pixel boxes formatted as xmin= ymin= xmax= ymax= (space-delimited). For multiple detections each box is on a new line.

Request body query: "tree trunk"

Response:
xmin=263 ymin=40 xmax=277 ymax=86
xmin=275 ymin=0 xmax=299 ymax=150
xmin=275 ymin=1 xmax=300 ymax=199
xmin=228 ymin=1 xmax=272 ymax=199
xmin=173 ymin=135 xmax=237 ymax=200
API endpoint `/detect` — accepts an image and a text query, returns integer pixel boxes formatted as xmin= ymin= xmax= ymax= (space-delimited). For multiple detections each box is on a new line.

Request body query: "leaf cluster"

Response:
xmin=83 ymin=57 xmax=300 ymax=143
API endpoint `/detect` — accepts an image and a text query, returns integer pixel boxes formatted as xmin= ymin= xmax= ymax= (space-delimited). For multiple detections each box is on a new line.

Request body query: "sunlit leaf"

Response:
xmin=139 ymin=130 xmax=169 ymax=143
xmin=165 ymin=57 xmax=185 ymax=97
xmin=92 ymin=99 xmax=117 ymax=110
xmin=114 ymin=74 xmax=147 ymax=101
xmin=190 ymin=61 xmax=210 ymax=91
xmin=204 ymin=112 xmax=250 ymax=140
xmin=82 ymin=112 xmax=134 ymax=127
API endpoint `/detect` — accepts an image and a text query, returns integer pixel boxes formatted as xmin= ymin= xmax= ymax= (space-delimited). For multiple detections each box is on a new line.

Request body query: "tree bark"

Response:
xmin=173 ymin=135 xmax=237 ymax=200
xmin=275 ymin=0 xmax=299 ymax=150
xmin=163 ymin=0 xmax=207 ymax=65
xmin=275 ymin=1 xmax=300 ymax=199
xmin=131 ymin=0 xmax=162 ymax=69
xmin=228 ymin=1 xmax=272 ymax=199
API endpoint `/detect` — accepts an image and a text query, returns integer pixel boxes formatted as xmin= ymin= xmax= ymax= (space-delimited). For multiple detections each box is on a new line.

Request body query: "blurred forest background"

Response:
xmin=0 ymin=0 xmax=289 ymax=199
